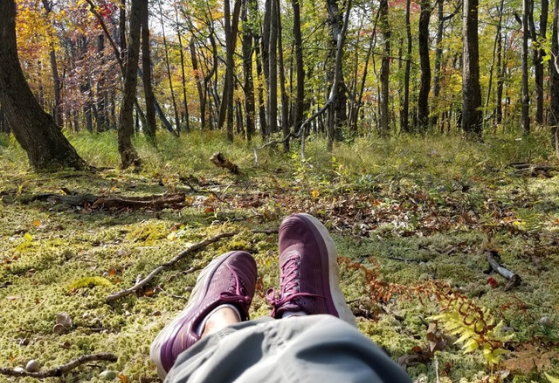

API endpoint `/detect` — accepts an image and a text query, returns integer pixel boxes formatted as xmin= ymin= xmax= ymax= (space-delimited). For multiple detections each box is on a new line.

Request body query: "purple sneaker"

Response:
xmin=150 ymin=251 xmax=257 ymax=379
xmin=267 ymin=214 xmax=357 ymax=326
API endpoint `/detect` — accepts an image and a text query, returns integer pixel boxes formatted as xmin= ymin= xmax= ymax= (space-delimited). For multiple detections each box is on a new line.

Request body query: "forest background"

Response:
xmin=0 ymin=0 xmax=559 ymax=382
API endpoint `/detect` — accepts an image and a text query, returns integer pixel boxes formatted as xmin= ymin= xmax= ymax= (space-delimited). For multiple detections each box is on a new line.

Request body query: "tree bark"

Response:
xmin=242 ymin=0 xmax=256 ymax=142
xmin=118 ymin=0 xmax=142 ymax=168
xmin=461 ymin=0 xmax=483 ymax=138
xmin=521 ymin=0 xmax=531 ymax=134
xmin=255 ymin=39 xmax=268 ymax=138
xmin=291 ymin=0 xmax=305 ymax=138
xmin=551 ymin=0 xmax=559 ymax=158
xmin=176 ymin=8 xmax=190 ymax=132
xmin=141 ymin=0 xmax=156 ymax=141
xmin=159 ymin=0 xmax=181 ymax=135
xmin=277 ymin=0 xmax=290 ymax=151
xmin=379 ymin=0 xmax=390 ymax=134
xmin=400 ymin=0 xmax=412 ymax=133
xmin=418 ymin=0 xmax=432 ymax=131
xmin=267 ymin=0 xmax=279 ymax=135
xmin=190 ymin=40 xmax=207 ymax=130
xmin=431 ymin=0 xmax=444 ymax=129
xmin=0 ymin=0 xmax=87 ymax=171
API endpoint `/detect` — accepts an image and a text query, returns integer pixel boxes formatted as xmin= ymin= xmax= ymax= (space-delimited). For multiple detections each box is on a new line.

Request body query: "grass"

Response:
xmin=0 ymin=129 xmax=558 ymax=382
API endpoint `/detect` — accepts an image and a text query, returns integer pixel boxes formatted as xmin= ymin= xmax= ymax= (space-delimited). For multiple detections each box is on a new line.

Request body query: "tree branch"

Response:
xmin=0 ymin=353 xmax=117 ymax=378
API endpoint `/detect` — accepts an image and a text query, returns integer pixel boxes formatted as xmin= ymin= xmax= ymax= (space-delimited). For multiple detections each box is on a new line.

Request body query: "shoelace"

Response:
xmin=266 ymin=255 xmax=322 ymax=316
xmin=219 ymin=264 xmax=252 ymax=318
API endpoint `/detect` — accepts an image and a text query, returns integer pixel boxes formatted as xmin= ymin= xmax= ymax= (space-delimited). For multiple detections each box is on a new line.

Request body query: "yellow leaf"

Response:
xmin=545 ymin=373 xmax=559 ymax=383
xmin=310 ymin=189 xmax=320 ymax=199
xmin=24 ymin=233 xmax=33 ymax=242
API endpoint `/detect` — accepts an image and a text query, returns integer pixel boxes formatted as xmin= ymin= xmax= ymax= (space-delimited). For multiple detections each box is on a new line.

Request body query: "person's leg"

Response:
xmin=150 ymin=251 xmax=257 ymax=379
xmin=267 ymin=213 xmax=357 ymax=326
xmin=164 ymin=214 xmax=411 ymax=383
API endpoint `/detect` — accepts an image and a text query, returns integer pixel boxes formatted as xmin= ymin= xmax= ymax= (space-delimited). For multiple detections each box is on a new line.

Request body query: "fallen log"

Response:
xmin=485 ymin=250 xmax=522 ymax=291
xmin=0 ymin=353 xmax=117 ymax=378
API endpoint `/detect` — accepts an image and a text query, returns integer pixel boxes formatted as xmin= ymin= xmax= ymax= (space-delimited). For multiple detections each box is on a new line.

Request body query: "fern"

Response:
xmin=431 ymin=297 xmax=512 ymax=365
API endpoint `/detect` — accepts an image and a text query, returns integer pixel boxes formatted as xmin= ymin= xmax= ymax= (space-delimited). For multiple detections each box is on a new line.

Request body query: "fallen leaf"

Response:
xmin=32 ymin=219 xmax=42 ymax=227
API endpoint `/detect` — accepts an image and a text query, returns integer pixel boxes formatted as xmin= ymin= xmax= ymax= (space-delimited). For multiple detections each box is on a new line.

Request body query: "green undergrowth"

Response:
xmin=0 ymin=130 xmax=558 ymax=382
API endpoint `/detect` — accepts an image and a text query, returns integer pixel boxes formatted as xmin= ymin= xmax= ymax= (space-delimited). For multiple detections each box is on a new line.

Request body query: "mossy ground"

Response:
xmin=0 ymin=130 xmax=558 ymax=382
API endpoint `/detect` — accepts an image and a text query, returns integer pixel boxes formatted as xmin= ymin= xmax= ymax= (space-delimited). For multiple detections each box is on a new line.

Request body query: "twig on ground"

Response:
xmin=106 ymin=232 xmax=236 ymax=302
xmin=485 ymin=250 xmax=522 ymax=290
xmin=0 ymin=353 xmax=117 ymax=378
xmin=106 ymin=229 xmax=277 ymax=303
xmin=383 ymin=256 xmax=424 ymax=263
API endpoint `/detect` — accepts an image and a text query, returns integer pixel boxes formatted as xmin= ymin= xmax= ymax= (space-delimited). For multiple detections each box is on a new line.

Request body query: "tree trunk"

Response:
xmin=0 ymin=0 xmax=87 ymax=171
xmin=255 ymin=39 xmax=268 ymax=138
xmin=176 ymin=9 xmax=190 ymax=132
xmin=141 ymin=0 xmax=156 ymax=141
xmin=550 ymin=0 xmax=559 ymax=157
xmin=118 ymin=0 xmax=142 ymax=168
xmin=462 ymin=0 xmax=483 ymax=138
xmin=496 ymin=31 xmax=504 ymax=125
xmin=96 ymin=34 xmax=109 ymax=132
xmin=484 ymin=0 xmax=505 ymax=132
xmin=159 ymin=0 xmax=181 ymax=135
xmin=190 ymin=40 xmax=207 ymax=130
xmin=292 ymin=0 xmax=305 ymax=136
xmin=41 ymin=0 xmax=63 ymax=128
xmin=533 ymin=0 xmax=548 ymax=125
xmin=267 ymin=0 xmax=278 ymax=135
xmin=242 ymin=0 xmax=256 ymax=142
xmin=521 ymin=0 xmax=530 ymax=134
xmin=418 ymin=0 xmax=432 ymax=131
xmin=277 ymin=0 xmax=290 ymax=150
xmin=379 ymin=0 xmax=390 ymax=134
xmin=431 ymin=0 xmax=444 ymax=129
xmin=400 ymin=0 xmax=412 ymax=133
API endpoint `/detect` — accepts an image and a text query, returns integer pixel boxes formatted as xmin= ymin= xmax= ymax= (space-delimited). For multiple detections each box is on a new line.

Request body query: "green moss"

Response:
xmin=68 ymin=277 xmax=113 ymax=291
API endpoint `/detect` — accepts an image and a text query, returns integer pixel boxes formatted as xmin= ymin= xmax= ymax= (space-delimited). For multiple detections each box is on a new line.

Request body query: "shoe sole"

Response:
xmin=150 ymin=251 xmax=246 ymax=378
xmin=295 ymin=214 xmax=357 ymax=327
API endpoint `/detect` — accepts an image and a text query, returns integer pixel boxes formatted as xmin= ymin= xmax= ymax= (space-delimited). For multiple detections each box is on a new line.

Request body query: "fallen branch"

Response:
xmin=106 ymin=232 xmax=236 ymax=302
xmin=485 ymin=250 xmax=522 ymax=290
xmin=91 ymin=193 xmax=186 ymax=210
xmin=0 ymin=353 xmax=117 ymax=378
xmin=19 ymin=193 xmax=187 ymax=211
xmin=106 ymin=229 xmax=277 ymax=303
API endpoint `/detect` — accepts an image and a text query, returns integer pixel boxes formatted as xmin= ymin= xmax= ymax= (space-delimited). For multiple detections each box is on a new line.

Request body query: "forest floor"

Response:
xmin=0 ymin=131 xmax=558 ymax=383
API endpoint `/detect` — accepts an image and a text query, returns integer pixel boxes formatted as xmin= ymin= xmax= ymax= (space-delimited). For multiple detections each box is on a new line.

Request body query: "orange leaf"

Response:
xmin=32 ymin=219 xmax=42 ymax=227
xmin=108 ymin=269 xmax=118 ymax=276
xmin=117 ymin=373 xmax=128 ymax=383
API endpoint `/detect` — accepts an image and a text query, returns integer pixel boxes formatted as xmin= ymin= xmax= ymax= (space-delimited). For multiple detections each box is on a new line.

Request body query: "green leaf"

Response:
xmin=545 ymin=373 xmax=559 ymax=383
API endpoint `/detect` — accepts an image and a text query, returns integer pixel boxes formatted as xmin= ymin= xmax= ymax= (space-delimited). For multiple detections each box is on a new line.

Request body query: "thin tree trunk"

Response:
xmin=255 ymin=39 xmax=268 ymax=138
xmin=141 ymin=0 xmax=156 ymax=141
xmin=484 ymin=0 xmax=505 ymax=132
xmin=118 ymin=0 xmax=142 ymax=168
xmin=418 ymin=0 xmax=432 ymax=131
xmin=267 ymin=0 xmax=278 ymax=135
xmin=159 ymin=0 xmax=181 ymax=135
xmin=521 ymin=0 xmax=530 ymax=133
xmin=291 ymin=0 xmax=305 ymax=136
xmin=242 ymin=0 xmax=256 ymax=142
xmin=431 ymin=0 xmax=444 ymax=129
xmin=175 ymin=8 xmax=190 ymax=132
xmin=462 ymin=0 xmax=483 ymax=138
xmin=401 ymin=0 xmax=412 ymax=133
xmin=41 ymin=1 xmax=63 ymax=128
xmin=550 ymin=0 xmax=559 ymax=158
xmin=379 ymin=0 xmax=390 ymax=134
xmin=277 ymin=0 xmax=290 ymax=150
xmin=189 ymin=40 xmax=206 ymax=130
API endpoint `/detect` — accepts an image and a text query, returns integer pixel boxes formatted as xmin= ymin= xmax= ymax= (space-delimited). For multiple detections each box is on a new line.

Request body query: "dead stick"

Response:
xmin=485 ymin=250 xmax=522 ymax=289
xmin=106 ymin=229 xmax=278 ymax=303
xmin=106 ymin=232 xmax=236 ymax=302
xmin=0 ymin=353 xmax=117 ymax=378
